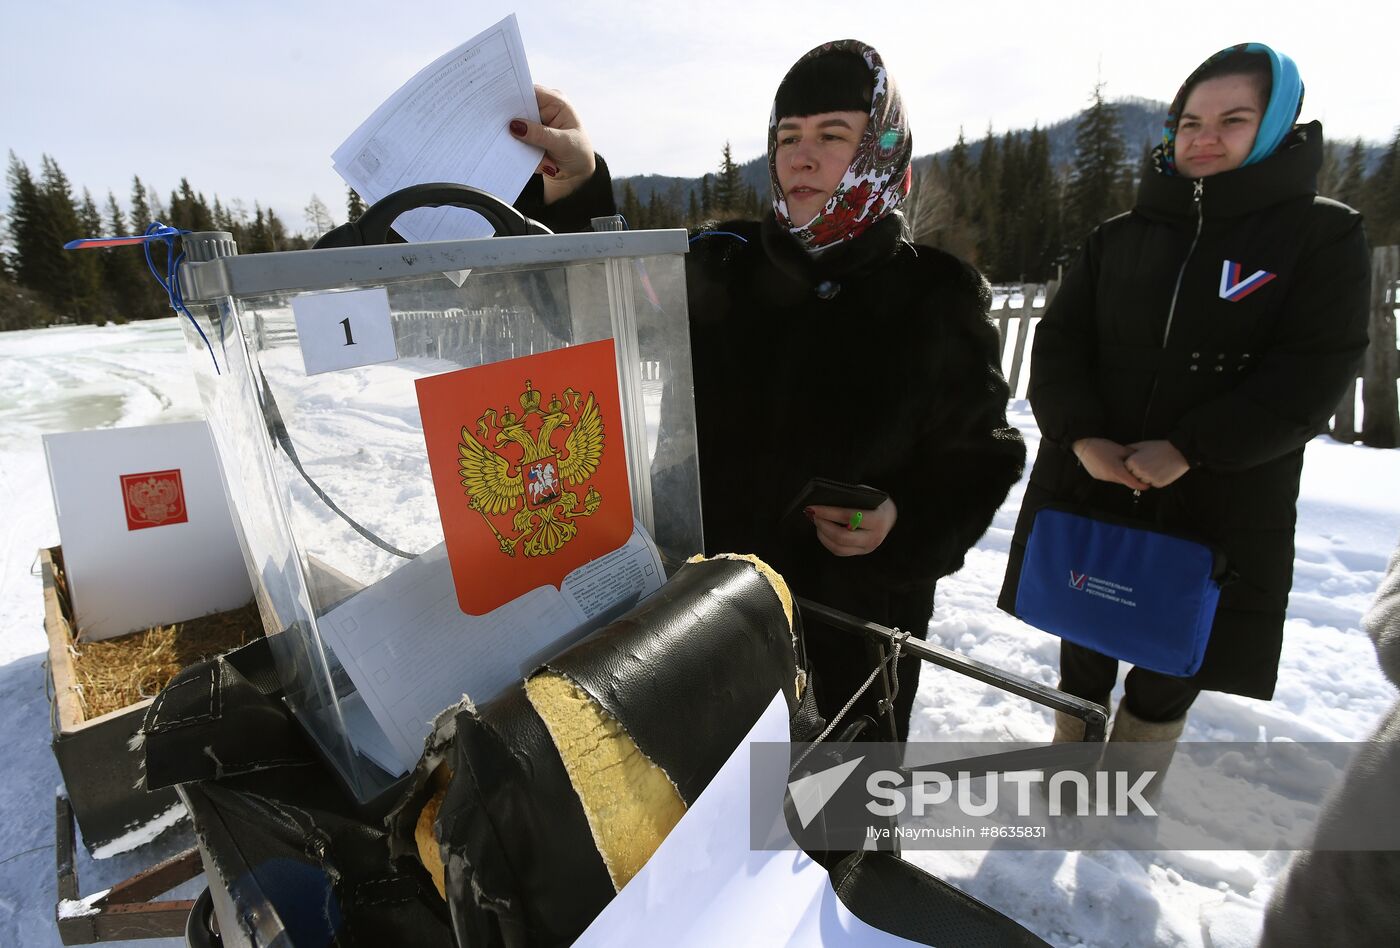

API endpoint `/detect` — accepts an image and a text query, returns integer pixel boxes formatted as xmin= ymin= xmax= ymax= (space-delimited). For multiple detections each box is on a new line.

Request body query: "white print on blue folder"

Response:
xmin=291 ymin=286 xmax=398 ymax=376
xmin=1067 ymin=570 xmax=1137 ymax=607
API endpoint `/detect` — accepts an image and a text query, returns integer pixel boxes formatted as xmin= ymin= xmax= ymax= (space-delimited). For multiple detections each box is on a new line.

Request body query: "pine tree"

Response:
xmin=168 ymin=178 xmax=214 ymax=232
xmin=619 ymin=182 xmax=643 ymax=229
xmin=347 ymin=186 xmax=367 ymax=222
xmin=994 ymin=131 xmax=1025 ymax=281
xmin=212 ymin=196 xmax=233 ymax=232
xmin=687 ymin=189 xmax=700 ymax=227
xmin=124 ymin=176 xmax=168 ymax=316
xmin=36 ymin=156 xmax=104 ymax=322
xmin=103 ymin=192 xmax=129 ymax=240
xmin=946 ymin=129 xmax=973 ymax=219
xmin=78 ymin=188 xmax=102 ymax=236
xmin=700 ymin=174 xmax=714 ymax=218
xmin=247 ymin=205 xmax=270 ymax=253
xmin=148 ymin=188 xmax=168 ymax=224
xmin=713 ymin=143 xmax=743 ymax=216
xmin=1334 ymin=140 xmax=1368 ymax=208
xmin=168 ymin=186 xmax=187 ymax=230
xmin=129 ymin=176 xmax=153 ymax=234
xmin=645 ymin=189 xmax=667 ymax=229
xmin=744 ymin=183 xmax=760 ymax=217
xmin=264 ymin=207 xmax=289 ymax=251
xmin=1023 ymin=126 xmax=1059 ymax=280
xmin=935 ymin=131 xmax=981 ymax=262
xmin=971 ymin=126 xmax=1000 ymax=271
xmin=1064 ymin=83 xmax=1128 ymax=254
xmin=77 ymin=188 xmax=119 ymax=320
xmin=5 ymin=153 xmax=44 ymax=296
xmin=102 ymin=191 xmax=149 ymax=321
xmin=1366 ymin=128 xmax=1400 ymax=245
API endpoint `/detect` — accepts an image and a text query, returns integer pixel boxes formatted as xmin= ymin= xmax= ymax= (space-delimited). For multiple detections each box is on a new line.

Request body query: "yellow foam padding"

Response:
xmin=687 ymin=552 xmax=794 ymax=630
xmin=524 ymin=672 xmax=687 ymax=892
xmin=414 ymin=764 xmax=453 ymax=901
xmin=687 ymin=552 xmax=803 ymax=697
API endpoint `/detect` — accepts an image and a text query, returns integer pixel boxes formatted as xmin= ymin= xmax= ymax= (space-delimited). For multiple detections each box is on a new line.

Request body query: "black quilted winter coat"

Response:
xmin=998 ymin=122 xmax=1370 ymax=698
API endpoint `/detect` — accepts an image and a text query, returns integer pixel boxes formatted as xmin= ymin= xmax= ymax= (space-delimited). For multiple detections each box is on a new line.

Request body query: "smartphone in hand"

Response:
xmin=782 ymin=477 xmax=889 ymax=521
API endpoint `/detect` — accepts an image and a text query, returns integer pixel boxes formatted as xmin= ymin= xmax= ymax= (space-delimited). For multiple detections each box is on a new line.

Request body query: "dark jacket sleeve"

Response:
xmin=1026 ymin=231 xmax=1109 ymax=448
xmin=513 ymin=155 xmax=617 ymax=235
xmin=1167 ymin=210 xmax=1370 ymax=471
xmin=864 ymin=261 xmax=1026 ymax=584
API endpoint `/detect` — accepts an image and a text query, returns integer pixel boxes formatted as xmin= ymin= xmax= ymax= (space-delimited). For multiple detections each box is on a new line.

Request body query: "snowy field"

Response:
xmin=1 ymin=318 xmax=1397 ymax=947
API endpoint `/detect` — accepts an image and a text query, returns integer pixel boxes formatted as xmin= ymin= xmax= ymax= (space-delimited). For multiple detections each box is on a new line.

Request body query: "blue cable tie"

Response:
xmin=140 ymin=222 xmax=220 ymax=375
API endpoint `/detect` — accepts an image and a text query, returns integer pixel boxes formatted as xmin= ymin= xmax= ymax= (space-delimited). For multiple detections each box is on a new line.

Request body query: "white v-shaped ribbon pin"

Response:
xmin=1219 ymin=260 xmax=1277 ymax=301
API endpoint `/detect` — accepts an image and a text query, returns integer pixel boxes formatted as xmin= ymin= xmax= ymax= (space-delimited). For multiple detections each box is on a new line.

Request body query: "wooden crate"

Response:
xmin=42 ymin=545 xmax=250 ymax=855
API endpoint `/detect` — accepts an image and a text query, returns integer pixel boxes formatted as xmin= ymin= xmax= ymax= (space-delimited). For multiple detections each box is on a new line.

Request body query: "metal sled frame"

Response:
xmin=797 ymin=598 xmax=1109 ymax=859
xmin=799 ymin=597 xmax=1109 ymax=742
xmin=54 ymin=793 xmax=201 ymax=943
xmin=49 ymin=598 xmax=1104 ymax=945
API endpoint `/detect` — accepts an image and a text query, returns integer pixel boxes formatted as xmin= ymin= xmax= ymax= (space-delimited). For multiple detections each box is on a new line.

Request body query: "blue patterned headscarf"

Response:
xmin=1156 ymin=43 xmax=1304 ymax=177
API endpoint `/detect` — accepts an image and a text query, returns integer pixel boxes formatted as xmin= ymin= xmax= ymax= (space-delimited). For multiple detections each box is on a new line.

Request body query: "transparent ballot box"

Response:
xmin=176 ymin=226 xmax=701 ymax=804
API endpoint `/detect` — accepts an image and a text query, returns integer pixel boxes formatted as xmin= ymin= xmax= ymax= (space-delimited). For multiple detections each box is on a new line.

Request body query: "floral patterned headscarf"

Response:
xmin=769 ymin=40 xmax=913 ymax=252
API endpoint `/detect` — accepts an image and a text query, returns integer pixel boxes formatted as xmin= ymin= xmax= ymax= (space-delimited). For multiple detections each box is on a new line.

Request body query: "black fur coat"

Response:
xmin=520 ymin=160 xmax=1025 ymax=731
xmin=684 ymin=213 xmax=1025 ymax=640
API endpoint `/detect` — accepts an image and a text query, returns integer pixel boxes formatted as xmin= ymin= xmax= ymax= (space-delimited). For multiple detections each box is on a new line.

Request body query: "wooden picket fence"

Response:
xmin=992 ymin=282 xmax=1056 ymax=400
xmin=1332 ymin=245 xmax=1400 ymax=448
xmin=996 ymin=247 xmax=1400 ymax=451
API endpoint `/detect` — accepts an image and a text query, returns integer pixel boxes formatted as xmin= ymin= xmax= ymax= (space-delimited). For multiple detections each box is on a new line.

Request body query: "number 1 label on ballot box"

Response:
xmin=291 ymin=286 xmax=399 ymax=375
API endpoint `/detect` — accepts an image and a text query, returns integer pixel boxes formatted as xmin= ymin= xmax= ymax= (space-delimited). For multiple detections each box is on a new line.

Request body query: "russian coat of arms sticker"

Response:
xmin=416 ymin=339 xmax=632 ymax=615
xmin=120 ymin=468 xmax=190 ymax=531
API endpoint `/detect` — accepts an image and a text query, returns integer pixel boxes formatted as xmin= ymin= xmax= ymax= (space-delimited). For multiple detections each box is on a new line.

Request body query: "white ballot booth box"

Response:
xmin=175 ymin=211 xmax=702 ymax=807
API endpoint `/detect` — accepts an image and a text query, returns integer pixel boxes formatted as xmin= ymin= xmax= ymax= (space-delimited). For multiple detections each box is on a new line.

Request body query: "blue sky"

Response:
xmin=2 ymin=0 xmax=1395 ymax=234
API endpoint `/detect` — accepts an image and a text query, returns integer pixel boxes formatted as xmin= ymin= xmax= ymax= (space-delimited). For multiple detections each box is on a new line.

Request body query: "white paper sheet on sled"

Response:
xmin=575 ymin=691 xmax=919 ymax=946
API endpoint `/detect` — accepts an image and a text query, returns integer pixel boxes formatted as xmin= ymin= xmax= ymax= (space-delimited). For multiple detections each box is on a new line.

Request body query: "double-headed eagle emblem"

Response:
xmin=126 ymin=474 xmax=183 ymax=525
xmin=458 ymin=379 xmax=605 ymax=557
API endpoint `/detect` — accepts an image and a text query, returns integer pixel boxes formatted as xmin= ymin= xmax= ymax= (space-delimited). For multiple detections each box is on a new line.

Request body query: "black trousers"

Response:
xmin=1058 ymin=640 xmax=1200 ymax=723
xmin=804 ymin=617 xmax=923 ymax=741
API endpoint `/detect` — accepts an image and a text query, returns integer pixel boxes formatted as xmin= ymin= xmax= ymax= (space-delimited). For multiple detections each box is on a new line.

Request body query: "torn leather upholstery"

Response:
xmin=390 ymin=554 xmax=803 ymax=947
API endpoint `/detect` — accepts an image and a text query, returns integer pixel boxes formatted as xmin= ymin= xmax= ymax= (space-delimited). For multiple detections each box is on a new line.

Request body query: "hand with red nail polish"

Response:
xmin=807 ymin=498 xmax=898 ymax=557
xmin=507 ymin=85 xmax=595 ymax=204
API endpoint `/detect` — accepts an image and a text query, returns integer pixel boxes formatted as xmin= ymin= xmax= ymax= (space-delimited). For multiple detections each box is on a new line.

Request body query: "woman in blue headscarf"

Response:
xmin=998 ymin=44 xmax=1371 ymax=744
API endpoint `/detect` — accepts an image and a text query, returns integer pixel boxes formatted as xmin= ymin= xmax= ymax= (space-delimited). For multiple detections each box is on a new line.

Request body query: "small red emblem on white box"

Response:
xmin=120 ymin=469 xmax=189 ymax=530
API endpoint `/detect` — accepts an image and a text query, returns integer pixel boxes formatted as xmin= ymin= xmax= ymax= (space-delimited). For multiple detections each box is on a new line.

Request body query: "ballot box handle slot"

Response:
xmin=314 ymin=183 xmax=551 ymax=249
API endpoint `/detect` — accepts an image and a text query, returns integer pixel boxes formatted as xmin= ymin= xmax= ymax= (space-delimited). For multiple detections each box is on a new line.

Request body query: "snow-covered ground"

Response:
xmin=1 ymin=318 xmax=1397 ymax=947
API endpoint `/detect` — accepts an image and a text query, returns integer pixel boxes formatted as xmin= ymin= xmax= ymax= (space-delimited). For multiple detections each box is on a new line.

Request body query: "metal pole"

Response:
xmin=797 ymin=597 xmax=1109 ymax=742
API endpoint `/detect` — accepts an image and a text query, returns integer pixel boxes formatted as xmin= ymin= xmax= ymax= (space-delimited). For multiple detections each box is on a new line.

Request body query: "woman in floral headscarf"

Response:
xmin=512 ymin=41 xmax=1025 ymax=739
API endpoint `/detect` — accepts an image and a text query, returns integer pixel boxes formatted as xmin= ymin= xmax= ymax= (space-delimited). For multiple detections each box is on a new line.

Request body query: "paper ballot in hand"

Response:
xmin=332 ymin=14 xmax=543 ymax=243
